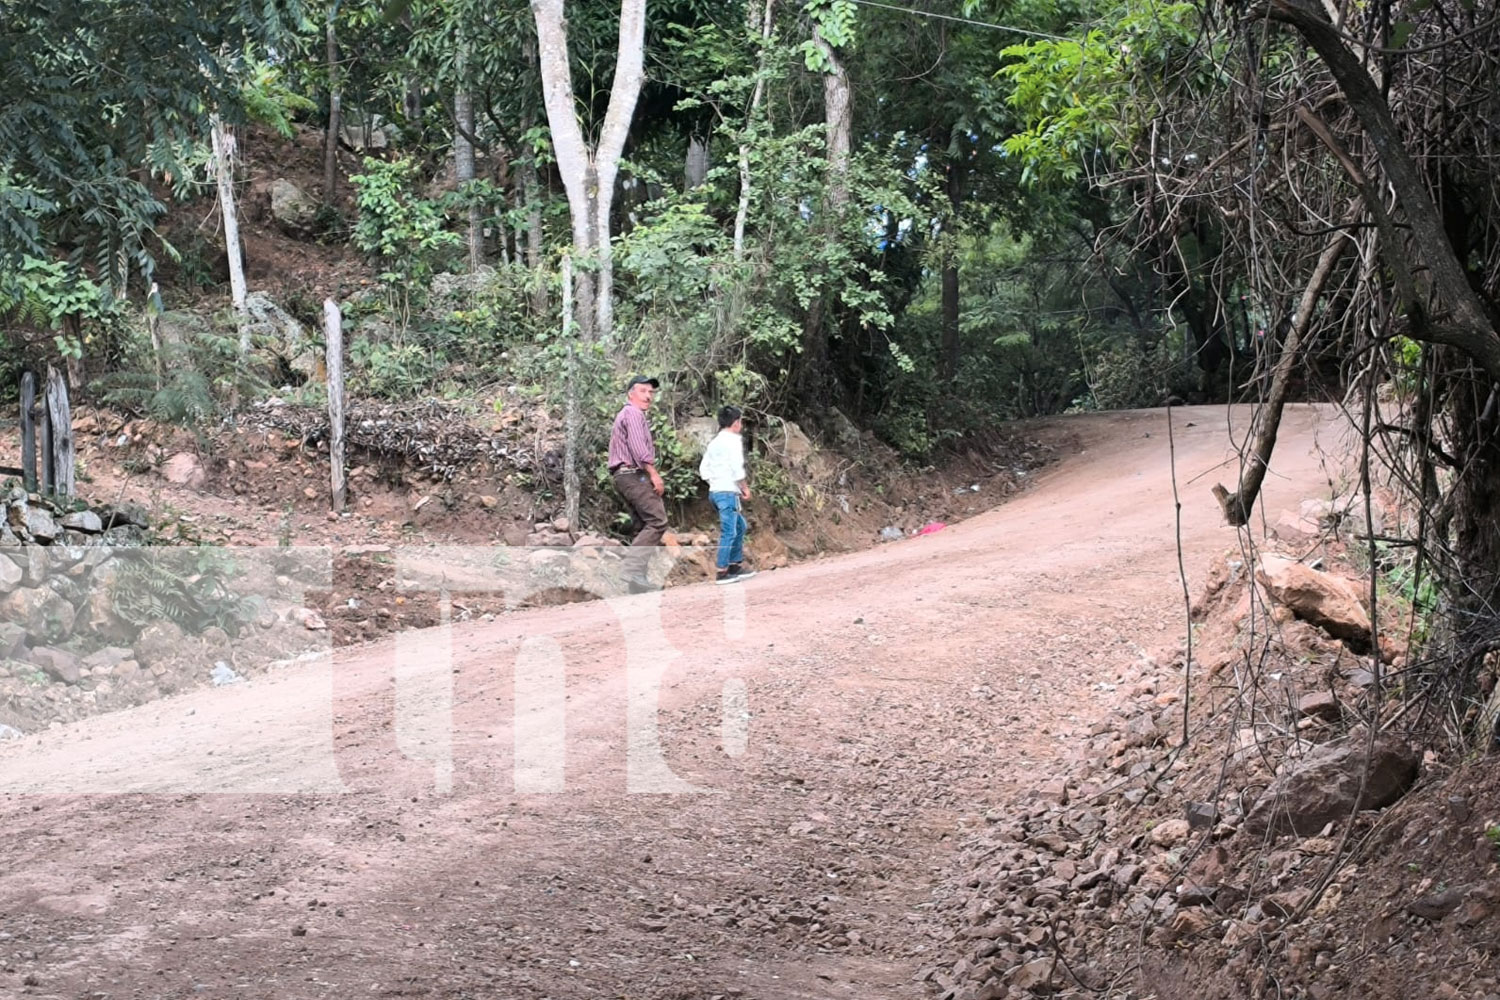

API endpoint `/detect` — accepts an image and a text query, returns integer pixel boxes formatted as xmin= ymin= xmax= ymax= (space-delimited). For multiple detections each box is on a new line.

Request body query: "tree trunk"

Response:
xmin=521 ymin=150 xmax=547 ymax=315
xmin=531 ymin=0 xmax=645 ymax=343
xmin=733 ymin=0 xmax=775 ymax=261
xmin=817 ymin=36 xmax=852 ymax=214
xmin=454 ymin=84 xmax=482 ymax=272
xmin=685 ymin=134 xmax=709 ymax=190
xmin=1212 ymin=211 xmax=1357 ymax=524
xmin=210 ymin=115 xmax=249 ymax=355
xmin=940 ymin=157 xmax=962 ymax=381
xmin=323 ymin=15 xmax=341 ymax=204
xmin=562 ymin=253 xmax=581 ymax=533
xmin=799 ymin=30 xmax=852 ymax=399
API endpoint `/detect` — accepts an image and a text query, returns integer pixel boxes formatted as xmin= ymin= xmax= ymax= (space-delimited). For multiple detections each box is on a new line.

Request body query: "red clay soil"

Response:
xmin=0 ymin=405 xmax=1337 ymax=999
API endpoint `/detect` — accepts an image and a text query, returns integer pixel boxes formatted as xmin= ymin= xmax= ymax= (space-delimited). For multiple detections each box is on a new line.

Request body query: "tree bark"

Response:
xmin=733 ymin=0 xmax=775 ymax=261
xmin=454 ymin=83 xmax=482 ymax=272
xmin=210 ymin=115 xmax=249 ymax=356
xmin=562 ymin=252 xmax=581 ymax=534
xmin=521 ymin=149 xmax=547 ymax=315
xmin=323 ymin=15 xmax=341 ymax=204
xmin=817 ymin=35 xmax=852 ymax=214
xmin=531 ymin=0 xmax=645 ymax=343
xmin=20 ymin=370 xmax=37 ymax=493
xmin=685 ymin=134 xmax=709 ymax=190
xmin=799 ymin=29 xmax=853 ymax=399
xmin=940 ymin=157 xmax=962 ymax=381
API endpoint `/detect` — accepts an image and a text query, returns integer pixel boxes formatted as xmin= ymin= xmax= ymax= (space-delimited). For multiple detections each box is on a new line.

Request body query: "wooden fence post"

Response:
xmin=19 ymin=371 xmax=38 ymax=492
xmin=45 ymin=365 xmax=75 ymax=498
xmin=325 ymin=300 xmax=346 ymax=512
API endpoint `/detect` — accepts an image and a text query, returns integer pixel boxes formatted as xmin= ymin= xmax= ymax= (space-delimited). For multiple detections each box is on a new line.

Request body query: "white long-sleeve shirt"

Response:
xmin=698 ymin=429 xmax=747 ymax=494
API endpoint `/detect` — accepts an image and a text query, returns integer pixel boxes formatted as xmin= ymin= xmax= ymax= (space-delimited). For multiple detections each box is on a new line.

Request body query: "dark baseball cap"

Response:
xmin=626 ymin=375 xmax=660 ymax=391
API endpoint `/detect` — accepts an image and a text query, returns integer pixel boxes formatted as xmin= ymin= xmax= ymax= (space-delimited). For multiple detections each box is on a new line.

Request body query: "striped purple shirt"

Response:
xmin=608 ymin=404 xmax=655 ymax=470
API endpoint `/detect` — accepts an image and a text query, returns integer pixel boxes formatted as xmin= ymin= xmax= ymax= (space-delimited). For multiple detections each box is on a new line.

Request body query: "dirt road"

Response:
xmin=0 ymin=406 xmax=1338 ymax=999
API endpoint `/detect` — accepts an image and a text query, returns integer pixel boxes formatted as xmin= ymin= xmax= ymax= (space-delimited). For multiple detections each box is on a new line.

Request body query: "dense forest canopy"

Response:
xmin=3 ymin=0 xmax=1499 ymax=656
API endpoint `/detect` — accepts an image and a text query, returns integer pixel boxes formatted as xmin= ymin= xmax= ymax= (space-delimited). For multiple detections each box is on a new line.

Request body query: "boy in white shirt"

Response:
xmin=698 ymin=406 xmax=756 ymax=584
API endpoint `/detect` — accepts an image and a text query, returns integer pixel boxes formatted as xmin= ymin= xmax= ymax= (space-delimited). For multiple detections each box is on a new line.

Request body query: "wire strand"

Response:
xmin=841 ymin=0 xmax=1073 ymax=42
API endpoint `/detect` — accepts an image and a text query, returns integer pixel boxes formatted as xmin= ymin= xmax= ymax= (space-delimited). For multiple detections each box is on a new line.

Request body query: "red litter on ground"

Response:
xmin=916 ymin=521 xmax=946 ymax=536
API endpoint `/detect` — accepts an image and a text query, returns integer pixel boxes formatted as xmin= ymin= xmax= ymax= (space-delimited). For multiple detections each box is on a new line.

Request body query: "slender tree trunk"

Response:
xmin=323 ymin=15 xmax=341 ymax=204
xmin=685 ymin=134 xmax=709 ymax=190
xmin=562 ymin=253 xmax=581 ymax=533
xmin=454 ymin=83 xmax=482 ymax=272
xmin=1262 ymin=0 xmax=1500 ymax=378
xmin=940 ymin=157 xmax=962 ymax=381
xmin=733 ymin=0 xmax=775 ymax=261
xmin=818 ymin=37 xmax=852 ymax=214
xmin=799 ymin=30 xmax=852 ymax=399
xmin=1212 ymin=209 xmax=1357 ymax=524
xmin=211 ymin=115 xmax=248 ymax=354
xmin=521 ymin=150 xmax=547 ymax=315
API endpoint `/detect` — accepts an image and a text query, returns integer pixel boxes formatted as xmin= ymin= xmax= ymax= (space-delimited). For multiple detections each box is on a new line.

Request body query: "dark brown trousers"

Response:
xmin=613 ymin=469 xmax=668 ymax=546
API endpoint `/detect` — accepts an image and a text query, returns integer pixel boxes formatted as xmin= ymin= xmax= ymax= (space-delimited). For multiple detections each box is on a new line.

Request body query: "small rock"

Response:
xmin=1035 ymin=779 xmax=1069 ymax=805
xmin=1186 ymin=801 xmax=1218 ymax=830
xmin=479 ymin=495 xmax=499 ymax=509
xmin=29 ymin=645 xmax=82 ymax=684
xmin=1262 ymin=887 xmax=1312 ymax=918
xmin=211 ymin=662 xmax=244 ymax=686
xmin=1408 ymin=885 xmax=1469 ymax=921
xmin=1298 ymin=690 xmax=1341 ymax=721
xmin=59 ymin=511 xmax=103 ymax=533
xmin=1008 ymin=957 xmax=1055 ymax=993
xmin=290 ymin=924 xmax=308 ymax=937
xmin=0 ymin=556 xmax=20 ymax=593
xmin=1150 ymin=818 xmax=1191 ymax=848
xmin=290 ymin=607 xmax=328 ymax=631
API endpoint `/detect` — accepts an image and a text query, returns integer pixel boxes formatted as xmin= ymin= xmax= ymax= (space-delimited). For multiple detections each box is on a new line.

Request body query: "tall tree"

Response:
xmin=531 ymin=0 xmax=647 ymax=341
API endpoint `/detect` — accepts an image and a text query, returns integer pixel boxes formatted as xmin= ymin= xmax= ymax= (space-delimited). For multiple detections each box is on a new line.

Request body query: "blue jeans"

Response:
xmin=710 ymin=492 xmax=747 ymax=569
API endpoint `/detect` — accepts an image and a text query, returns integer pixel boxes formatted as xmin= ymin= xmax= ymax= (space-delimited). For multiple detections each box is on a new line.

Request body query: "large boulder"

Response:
xmin=746 ymin=530 xmax=790 ymax=571
xmin=0 ymin=556 xmax=20 ymax=593
xmin=1244 ymin=732 xmax=1419 ymax=838
xmin=244 ymin=291 xmax=319 ymax=381
xmin=678 ymin=417 xmax=720 ymax=458
xmin=161 ymin=452 xmax=206 ymax=489
xmin=270 ymin=178 xmax=319 ymax=235
xmin=29 ymin=645 xmax=81 ymax=685
xmin=0 ymin=585 xmax=76 ymax=644
xmin=1256 ymin=555 xmax=1372 ymax=649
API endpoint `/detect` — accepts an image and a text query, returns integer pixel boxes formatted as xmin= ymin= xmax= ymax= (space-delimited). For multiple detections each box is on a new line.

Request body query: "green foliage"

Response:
xmin=111 ymin=548 xmax=259 ymax=638
xmin=350 ymin=157 xmax=462 ymax=327
xmin=95 ymin=313 xmax=269 ymax=429
xmin=240 ymin=55 xmax=318 ymax=138
xmin=0 ymin=0 xmax=303 ymax=287
xmin=997 ymin=1 xmax=1204 ymax=185
xmin=803 ymin=0 xmax=857 ymax=69
xmin=349 ymin=338 xmax=442 ymax=400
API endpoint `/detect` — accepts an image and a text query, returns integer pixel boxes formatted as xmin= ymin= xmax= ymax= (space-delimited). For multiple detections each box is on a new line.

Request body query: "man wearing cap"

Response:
xmin=608 ymin=376 xmax=668 ymax=550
